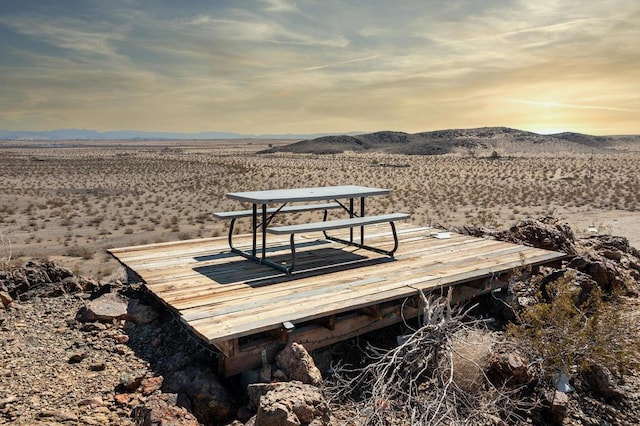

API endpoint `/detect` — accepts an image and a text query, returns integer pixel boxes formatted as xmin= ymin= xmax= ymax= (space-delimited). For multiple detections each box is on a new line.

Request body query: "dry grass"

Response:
xmin=0 ymin=139 xmax=638 ymax=279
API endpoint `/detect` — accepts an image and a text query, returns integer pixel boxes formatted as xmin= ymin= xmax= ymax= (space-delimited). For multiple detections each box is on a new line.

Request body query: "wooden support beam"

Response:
xmin=212 ymin=339 xmax=238 ymax=358
xmin=360 ymin=304 xmax=381 ymax=319
xmin=219 ymin=302 xmax=421 ymax=376
xmin=316 ymin=315 xmax=336 ymax=330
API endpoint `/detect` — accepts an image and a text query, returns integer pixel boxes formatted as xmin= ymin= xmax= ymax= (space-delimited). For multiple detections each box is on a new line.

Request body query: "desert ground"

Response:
xmin=0 ymin=138 xmax=638 ymax=279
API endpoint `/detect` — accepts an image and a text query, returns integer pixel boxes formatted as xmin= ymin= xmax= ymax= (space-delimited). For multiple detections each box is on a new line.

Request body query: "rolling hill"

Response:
xmin=259 ymin=127 xmax=640 ymax=155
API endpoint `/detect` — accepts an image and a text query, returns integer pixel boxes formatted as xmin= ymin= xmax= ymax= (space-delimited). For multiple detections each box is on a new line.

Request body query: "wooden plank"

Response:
xmin=189 ymin=249 xmax=562 ymax=341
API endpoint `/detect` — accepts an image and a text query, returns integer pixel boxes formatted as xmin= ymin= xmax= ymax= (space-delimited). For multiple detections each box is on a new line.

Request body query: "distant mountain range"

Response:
xmin=0 ymin=128 xmax=350 ymax=141
xmin=260 ymin=127 xmax=640 ymax=155
xmin=2 ymin=127 xmax=638 ymax=155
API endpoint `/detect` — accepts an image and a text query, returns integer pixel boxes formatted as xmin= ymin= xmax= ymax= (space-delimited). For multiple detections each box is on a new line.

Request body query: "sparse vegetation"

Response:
xmin=507 ymin=271 xmax=639 ymax=380
xmin=327 ymin=290 xmax=531 ymax=425
xmin=0 ymin=138 xmax=638 ymax=277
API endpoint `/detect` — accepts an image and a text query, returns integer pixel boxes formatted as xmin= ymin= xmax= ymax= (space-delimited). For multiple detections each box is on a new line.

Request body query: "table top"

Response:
xmin=226 ymin=185 xmax=390 ymax=204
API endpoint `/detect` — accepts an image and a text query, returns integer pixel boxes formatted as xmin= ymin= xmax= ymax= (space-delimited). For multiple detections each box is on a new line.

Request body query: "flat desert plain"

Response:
xmin=1 ymin=138 xmax=638 ymax=279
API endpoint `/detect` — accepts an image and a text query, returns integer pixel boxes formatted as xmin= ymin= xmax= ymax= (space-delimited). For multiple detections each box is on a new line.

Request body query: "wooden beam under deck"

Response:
xmin=109 ymin=224 xmax=567 ymax=376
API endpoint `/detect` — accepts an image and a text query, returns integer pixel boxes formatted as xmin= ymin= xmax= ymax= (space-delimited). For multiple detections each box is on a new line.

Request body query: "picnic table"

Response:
xmin=214 ymin=185 xmax=410 ymax=273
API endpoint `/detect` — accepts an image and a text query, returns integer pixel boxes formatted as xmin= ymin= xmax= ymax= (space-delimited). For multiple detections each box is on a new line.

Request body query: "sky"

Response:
xmin=0 ymin=0 xmax=638 ymax=136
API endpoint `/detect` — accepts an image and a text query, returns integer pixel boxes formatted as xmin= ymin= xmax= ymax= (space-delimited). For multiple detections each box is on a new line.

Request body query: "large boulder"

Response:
xmin=76 ymin=292 xmax=158 ymax=324
xmin=132 ymin=393 xmax=200 ymax=426
xmin=583 ymin=363 xmax=625 ymax=399
xmin=494 ymin=216 xmax=577 ymax=254
xmin=488 ymin=349 xmax=534 ymax=386
xmin=164 ymin=366 xmax=235 ymax=424
xmin=275 ymin=343 xmax=322 ymax=386
xmin=0 ymin=260 xmax=98 ymax=300
xmin=248 ymin=381 xmax=330 ymax=426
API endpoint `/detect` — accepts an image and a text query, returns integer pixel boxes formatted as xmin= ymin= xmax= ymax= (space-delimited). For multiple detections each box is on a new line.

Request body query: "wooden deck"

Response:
xmin=109 ymin=224 xmax=566 ymax=376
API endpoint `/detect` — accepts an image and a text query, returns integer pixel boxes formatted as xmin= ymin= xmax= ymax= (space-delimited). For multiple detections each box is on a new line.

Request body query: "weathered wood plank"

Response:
xmin=108 ymin=224 xmax=567 ymax=369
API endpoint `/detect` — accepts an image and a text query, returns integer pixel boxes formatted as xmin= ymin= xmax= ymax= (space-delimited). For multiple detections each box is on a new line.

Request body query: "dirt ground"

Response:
xmin=0 ymin=139 xmax=638 ymax=279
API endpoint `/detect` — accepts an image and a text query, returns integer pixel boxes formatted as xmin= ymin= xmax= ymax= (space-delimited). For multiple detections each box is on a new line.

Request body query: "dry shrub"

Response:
xmin=64 ymin=245 xmax=94 ymax=260
xmin=506 ymin=270 xmax=639 ymax=379
xmin=326 ymin=289 xmax=529 ymax=425
xmin=448 ymin=328 xmax=495 ymax=393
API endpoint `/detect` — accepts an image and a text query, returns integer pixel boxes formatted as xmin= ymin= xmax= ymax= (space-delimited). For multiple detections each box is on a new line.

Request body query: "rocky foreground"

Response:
xmin=1 ymin=217 xmax=639 ymax=425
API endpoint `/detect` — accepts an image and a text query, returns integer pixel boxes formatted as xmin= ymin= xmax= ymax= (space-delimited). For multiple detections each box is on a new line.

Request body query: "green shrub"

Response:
xmin=506 ymin=271 xmax=638 ymax=379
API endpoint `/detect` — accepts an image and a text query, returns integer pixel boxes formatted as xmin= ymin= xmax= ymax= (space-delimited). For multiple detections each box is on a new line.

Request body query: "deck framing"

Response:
xmin=109 ymin=224 xmax=566 ymax=376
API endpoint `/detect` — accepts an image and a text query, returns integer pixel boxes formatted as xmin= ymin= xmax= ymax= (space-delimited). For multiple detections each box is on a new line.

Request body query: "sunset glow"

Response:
xmin=0 ymin=0 xmax=638 ymax=135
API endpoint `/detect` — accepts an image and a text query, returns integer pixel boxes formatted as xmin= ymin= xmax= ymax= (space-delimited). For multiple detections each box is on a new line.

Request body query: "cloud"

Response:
xmin=509 ymin=100 xmax=638 ymax=113
xmin=260 ymin=0 xmax=298 ymax=13
xmin=0 ymin=0 xmax=638 ymax=134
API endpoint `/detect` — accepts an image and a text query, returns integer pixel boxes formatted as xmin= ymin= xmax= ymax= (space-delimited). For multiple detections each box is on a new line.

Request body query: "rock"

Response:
xmin=584 ymin=363 xmax=625 ymax=398
xmin=68 ymin=351 xmax=88 ymax=363
xmin=78 ymin=293 xmax=129 ymax=322
xmin=127 ymin=298 xmax=159 ymax=324
xmin=120 ymin=371 xmax=146 ymax=392
xmin=273 ymin=369 xmax=288 ymax=382
xmin=248 ymin=381 xmax=330 ymax=426
xmin=77 ymin=396 xmax=103 ymax=407
xmin=164 ymin=366 xmax=235 ymax=424
xmin=112 ymin=334 xmax=129 ymax=344
xmin=89 ymin=362 xmax=106 ymax=371
xmin=0 ymin=291 xmax=12 ymax=308
xmin=76 ymin=293 xmax=157 ymax=324
xmin=237 ymin=405 xmax=253 ymax=422
xmin=489 ymin=349 xmax=532 ymax=385
xmin=114 ymin=393 xmax=132 ymax=405
xmin=140 ymin=376 xmax=164 ymax=396
xmin=494 ymin=216 xmax=576 ymax=254
xmin=540 ymin=268 xmax=596 ymax=305
xmin=275 ymin=342 xmax=323 ymax=386
xmin=1 ymin=261 xmax=97 ymax=300
xmin=551 ymin=390 xmax=568 ymax=424
xmin=0 ymin=395 xmax=17 ymax=409
xmin=39 ymin=409 xmax=79 ymax=422
xmin=132 ymin=394 xmax=200 ymax=426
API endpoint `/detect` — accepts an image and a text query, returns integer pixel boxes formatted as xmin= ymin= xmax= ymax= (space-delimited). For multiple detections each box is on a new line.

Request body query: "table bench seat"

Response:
xmin=213 ymin=202 xmax=341 ymax=220
xmin=266 ymin=213 xmax=410 ymax=234
xmin=214 ymin=202 xmax=342 ymax=256
xmin=267 ymin=213 xmax=410 ymax=273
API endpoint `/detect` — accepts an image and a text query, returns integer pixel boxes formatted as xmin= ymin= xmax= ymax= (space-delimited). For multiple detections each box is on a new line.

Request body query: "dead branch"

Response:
xmin=326 ymin=288 xmax=534 ymax=425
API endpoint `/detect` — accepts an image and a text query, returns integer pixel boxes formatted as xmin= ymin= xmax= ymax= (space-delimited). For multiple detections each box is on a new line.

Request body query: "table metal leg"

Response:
xmin=252 ymin=204 xmax=257 ymax=257
xmin=261 ymin=203 xmax=267 ymax=260
xmin=349 ymin=198 xmax=354 ymax=243
xmin=360 ymin=196 xmax=365 ymax=245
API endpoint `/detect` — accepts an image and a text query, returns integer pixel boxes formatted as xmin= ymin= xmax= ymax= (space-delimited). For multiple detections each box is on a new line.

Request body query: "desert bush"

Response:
xmin=327 ymin=289 xmax=529 ymax=425
xmin=506 ymin=271 xmax=639 ymax=380
xmin=65 ymin=245 xmax=94 ymax=260
xmin=0 ymin=232 xmax=12 ymax=267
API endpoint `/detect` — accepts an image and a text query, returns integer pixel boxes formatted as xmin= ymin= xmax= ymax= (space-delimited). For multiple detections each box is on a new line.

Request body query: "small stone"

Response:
xmin=551 ymin=390 xmax=569 ymax=423
xmin=78 ymin=396 xmax=103 ymax=407
xmin=68 ymin=352 xmax=88 ymax=363
xmin=0 ymin=395 xmax=17 ymax=409
xmin=584 ymin=363 xmax=625 ymax=398
xmin=114 ymin=393 xmax=132 ymax=405
xmin=112 ymin=334 xmax=129 ymax=344
xmin=39 ymin=409 xmax=78 ymax=422
xmin=140 ymin=376 xmax=163 ymax=396
xmin=273 ymin=369 xmax=288 ymax=382
xmin=89 ymin=362 xmax=106 ymax=371
xmin=0 ymin=291 xmax=12 ymax=308
xmin=120 ymin=371 xmax=145 ymax=391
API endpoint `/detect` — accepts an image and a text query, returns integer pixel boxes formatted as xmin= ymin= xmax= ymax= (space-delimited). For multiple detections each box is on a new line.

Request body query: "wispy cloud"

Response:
xmin=302 ymin=55 xmax=380 ymax=71
xmin=510 ymin=99 xmax=638 ymax=113
xmin=0 ymin=0 xmax=638 ymax=134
